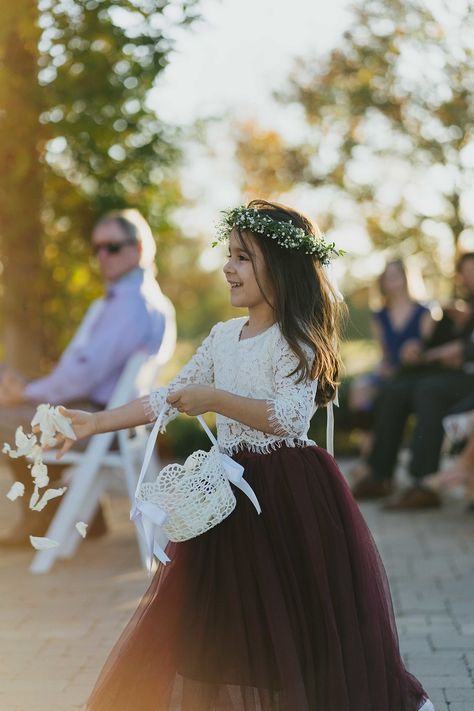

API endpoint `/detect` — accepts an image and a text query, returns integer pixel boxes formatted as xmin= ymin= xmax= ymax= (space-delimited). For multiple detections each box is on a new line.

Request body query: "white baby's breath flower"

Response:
xmin=75 ymin=521 xmax=88 ymax=538
xmin=31 ymin=486 xmax=67 ymax=512
xmin=6 ymin=481 xmax=25 ymax=501
xmin=29 ymin=535 xmax=59 ymax=550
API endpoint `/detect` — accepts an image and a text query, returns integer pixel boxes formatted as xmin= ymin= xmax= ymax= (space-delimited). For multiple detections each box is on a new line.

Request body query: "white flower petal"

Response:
xmin=31 ymin=459 xmax=49 ymax=488
xmin=29 ymin=535 xmax=60 ymax=550
xmin=31 ymin=486 xmax=67 ymax=512
xmin=29 ymin=485 xmax=40 ymax=510
xmin=75 ymin=521 xmax=88 ymax=538
xmin=30 ymin=403 xmax=50 ymax=429
xmin=14 ymin=427 xmax=37 ymax=457
xmin=3 ymin=428 xmax=37 ymax=459
xmin=6 ymin=481 xmax=25 ymax=501
xmin=51 ymin=407 xmax=76 ymax=440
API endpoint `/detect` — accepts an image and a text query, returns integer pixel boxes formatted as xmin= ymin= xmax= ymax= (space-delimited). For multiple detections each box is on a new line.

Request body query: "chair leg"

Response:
xmin=118 ymin=430 xmax=151 ymax=570
xmin=58 ymin=476 xmax=106 ymax=559
xmin=29 ymin=445 xmax=110 ymax=574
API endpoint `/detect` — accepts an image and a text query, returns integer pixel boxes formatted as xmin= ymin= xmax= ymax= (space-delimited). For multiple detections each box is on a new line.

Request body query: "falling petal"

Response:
xmin=14 ymin=427 xmax=37 ymax=456
xmin=3 ymin=428 xmax=37 ymax=459
xmin=75 ymin=521 xmax=88 ymax=538
xmin=31 ymin=459 xmax=49 ymax=488
xmin=29 ymin=535 xmax=59 ymax=550
xmin=29 ymin=485 xmax=40 ymax=510
xmin=6 ymin=481 xmax=25 ymax=501
xmin=31 ymin=486 xmax=67 ymax=512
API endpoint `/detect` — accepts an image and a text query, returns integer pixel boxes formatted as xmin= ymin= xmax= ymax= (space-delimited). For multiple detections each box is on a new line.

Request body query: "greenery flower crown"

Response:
xmin=213 ymin=206 xmax=344 ymax=265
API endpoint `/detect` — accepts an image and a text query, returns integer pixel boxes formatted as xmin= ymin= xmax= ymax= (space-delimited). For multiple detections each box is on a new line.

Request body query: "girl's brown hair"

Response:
xmin=235 ymin=199 xmax=344 ymax=407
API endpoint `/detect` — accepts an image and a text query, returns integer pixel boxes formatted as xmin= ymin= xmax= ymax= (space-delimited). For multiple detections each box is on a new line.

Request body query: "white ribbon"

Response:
xmin=131 ymin=406 xmax=261 ymax=573
xmin=130 ymin=408 xmax=170 ymax=572
xmin=197 ymin=416 xmax=261 ymax=514
xmin=326 ymin=388 xmax=339 ymax=457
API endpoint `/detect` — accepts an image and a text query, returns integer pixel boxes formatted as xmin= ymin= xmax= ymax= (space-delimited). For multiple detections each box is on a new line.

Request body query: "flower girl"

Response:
xmin=56 ymin=200 xmax=434 ymax=710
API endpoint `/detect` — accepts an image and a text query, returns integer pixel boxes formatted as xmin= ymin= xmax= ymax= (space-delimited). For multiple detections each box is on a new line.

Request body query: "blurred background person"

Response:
xmin=353 ymin=252 xmax=474 ymax=509
xmin=348 ymin=258 xmax=434 ymax=483
xmin=0 ymin=209 xmax=176 ymax=546
xmin=425 ymin=395 xmax=474 ymax=508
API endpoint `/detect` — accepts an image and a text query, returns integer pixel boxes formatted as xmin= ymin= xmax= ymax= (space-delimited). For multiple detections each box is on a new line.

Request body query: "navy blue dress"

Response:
xmin=374 ymin=303 xmax=429 ymax=369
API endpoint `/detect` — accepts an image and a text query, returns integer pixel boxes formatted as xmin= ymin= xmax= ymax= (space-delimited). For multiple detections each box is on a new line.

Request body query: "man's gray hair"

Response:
xmin=96 ymin=209 xmax=157 ymax=269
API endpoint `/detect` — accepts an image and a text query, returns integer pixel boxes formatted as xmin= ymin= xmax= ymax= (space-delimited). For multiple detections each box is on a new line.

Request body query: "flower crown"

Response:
xmin=213 ymin=206 xmax=344 ymax=265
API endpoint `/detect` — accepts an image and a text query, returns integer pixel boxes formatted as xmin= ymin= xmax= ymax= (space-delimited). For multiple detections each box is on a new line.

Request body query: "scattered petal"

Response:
xmin=31 ymin=486 xmax=67 ymax=512
xmin=29 ymin=485 xmax=40 ymax=510
xmin=29 ymin=535 xmax=59 ymax=550
xmin=75 ymin=521 xmax=88 ymax=538
xmin=6 ymin=481 xmax=25 ymax=501
xmin=31 ymin=404 xmax=76 ymax=447
xmin=52 ymin=407 xmax=76 ymax=440
xmin=31 ymin=459 xmax=49 ymax=488
xmin=3 ymin=427 xmax=37 ymax=459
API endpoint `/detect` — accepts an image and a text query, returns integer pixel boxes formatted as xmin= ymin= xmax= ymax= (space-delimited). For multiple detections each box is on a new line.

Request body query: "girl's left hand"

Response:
xmin=167 ymin=385 xmax=217 ymax=416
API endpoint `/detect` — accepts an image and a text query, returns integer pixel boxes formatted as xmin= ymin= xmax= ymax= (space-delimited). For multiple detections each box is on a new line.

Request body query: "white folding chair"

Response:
xmin=30 ymin=352 xmax=162 ymax=574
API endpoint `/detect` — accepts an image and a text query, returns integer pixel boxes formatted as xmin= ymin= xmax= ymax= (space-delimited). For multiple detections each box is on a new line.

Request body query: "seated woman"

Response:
xmin=349 ymin=259 xmax=434 ymax=483
xmin=425 ymin=395 xmax=474 ymax=506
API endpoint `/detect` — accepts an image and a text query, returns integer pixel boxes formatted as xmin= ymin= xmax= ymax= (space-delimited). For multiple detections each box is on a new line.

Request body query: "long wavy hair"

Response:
xmin=234 ymin=199 xmax=344 ymax=407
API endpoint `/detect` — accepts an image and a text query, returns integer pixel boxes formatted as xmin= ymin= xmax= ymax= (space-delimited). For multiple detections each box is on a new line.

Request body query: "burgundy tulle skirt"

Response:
xmin=87 ymin=445 xmax=428 ymax=711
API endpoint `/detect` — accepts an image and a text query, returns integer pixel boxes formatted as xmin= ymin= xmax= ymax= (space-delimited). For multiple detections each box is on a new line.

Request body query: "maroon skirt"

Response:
xmin=87 ymin=445 xmax=428 ymax=711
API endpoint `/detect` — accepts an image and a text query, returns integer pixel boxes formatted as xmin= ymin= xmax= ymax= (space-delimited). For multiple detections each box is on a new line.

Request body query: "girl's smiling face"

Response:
xmin=223 ymin=229 xmax=273 ymax=309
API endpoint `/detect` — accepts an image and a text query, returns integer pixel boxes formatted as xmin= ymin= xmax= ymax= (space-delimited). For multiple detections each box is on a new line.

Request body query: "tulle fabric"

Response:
xmin=87 ymin=445 xmax=427 ymax=711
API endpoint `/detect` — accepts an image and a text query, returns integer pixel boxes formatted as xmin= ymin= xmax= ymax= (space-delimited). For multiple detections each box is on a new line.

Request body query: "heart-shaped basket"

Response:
xmin=136 ymin=446 xmax=236 ymax=542
xmin=131 ymin=405 xmax=261 ymax=569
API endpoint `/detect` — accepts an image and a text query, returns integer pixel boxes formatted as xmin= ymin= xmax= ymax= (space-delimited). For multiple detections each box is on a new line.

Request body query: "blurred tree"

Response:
xmin=236 ymin=121 xmax=307 ymax=200
xmin=238 ymin=0 xmax=474 ymax=272
xmin=0 ymin=0 xmax=201 ymax=374
xmin=0 ymin=3 xmax=45 ymax=374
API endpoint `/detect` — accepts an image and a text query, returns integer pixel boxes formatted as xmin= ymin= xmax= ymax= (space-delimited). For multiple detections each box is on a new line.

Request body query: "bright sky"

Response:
xmin=150 ymin=0 xmax=367 ymax=276
xmin=150 ymin=0 xmax=473 ymax=281
xmin=154 ymin=0 xmax=352 ymax=126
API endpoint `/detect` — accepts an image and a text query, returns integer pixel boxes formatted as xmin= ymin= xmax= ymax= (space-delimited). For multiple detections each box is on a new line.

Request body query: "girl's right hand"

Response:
xmin=53 ymin=406 xmax=98 ymax=460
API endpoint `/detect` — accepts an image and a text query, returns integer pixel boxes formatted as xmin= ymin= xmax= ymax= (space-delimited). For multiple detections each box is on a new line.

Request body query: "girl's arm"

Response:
xmin=53 ymin=398 xmax=149 ymax=459
xmin=53 ymin=324 xmax=219 ymax=458
xmin=168 ymin=386 xmax=275 ymax=434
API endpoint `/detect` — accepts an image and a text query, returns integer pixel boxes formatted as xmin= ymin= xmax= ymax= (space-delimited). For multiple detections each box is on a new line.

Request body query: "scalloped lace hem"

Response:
xmin=221 ymin=437 xmax=316 ymax=456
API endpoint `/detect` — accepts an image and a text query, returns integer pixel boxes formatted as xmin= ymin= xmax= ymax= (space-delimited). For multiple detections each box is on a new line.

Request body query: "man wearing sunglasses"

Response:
xmin=0 ymin=209 xmax=176 ymax=546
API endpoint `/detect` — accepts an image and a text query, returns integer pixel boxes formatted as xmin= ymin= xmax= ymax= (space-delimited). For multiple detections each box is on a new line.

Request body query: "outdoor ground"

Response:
xmin=0 ymin=461 xmax=473 ymax=711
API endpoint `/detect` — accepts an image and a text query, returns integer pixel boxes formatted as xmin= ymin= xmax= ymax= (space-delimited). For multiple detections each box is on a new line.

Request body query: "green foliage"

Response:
xmin=238 ymin=0 xmax=474 ymax=270
xmin=0 ymin=0 xmax=202 ymax=370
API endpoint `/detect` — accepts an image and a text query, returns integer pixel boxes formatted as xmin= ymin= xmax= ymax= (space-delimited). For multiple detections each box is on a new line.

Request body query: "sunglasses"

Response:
xmin=92 ymin=238 xmax=137 ymax=256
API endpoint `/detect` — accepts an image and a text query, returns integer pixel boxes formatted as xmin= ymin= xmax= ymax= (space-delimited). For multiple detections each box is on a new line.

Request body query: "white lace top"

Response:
xmin=142 ymin=317 xmax=318 ymax=455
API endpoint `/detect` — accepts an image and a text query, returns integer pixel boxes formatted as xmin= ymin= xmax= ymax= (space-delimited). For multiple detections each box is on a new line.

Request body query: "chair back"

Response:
xmin=106 ymin=351 xmax=162 ymax=410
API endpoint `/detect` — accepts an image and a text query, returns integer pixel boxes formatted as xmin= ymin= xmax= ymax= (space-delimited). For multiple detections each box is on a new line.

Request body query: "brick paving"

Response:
xmin=0 ymin=462 xmax=473 ymax=711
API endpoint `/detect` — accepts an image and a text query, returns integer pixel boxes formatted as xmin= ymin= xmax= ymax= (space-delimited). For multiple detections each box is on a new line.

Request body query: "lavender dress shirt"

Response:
xmin=24 ymin=267 xmax=176 ymax=406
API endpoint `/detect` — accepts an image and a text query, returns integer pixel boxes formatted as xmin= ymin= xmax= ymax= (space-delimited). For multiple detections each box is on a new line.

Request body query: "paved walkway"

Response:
xmin=0 ymin=463 xmax=473 ymax=711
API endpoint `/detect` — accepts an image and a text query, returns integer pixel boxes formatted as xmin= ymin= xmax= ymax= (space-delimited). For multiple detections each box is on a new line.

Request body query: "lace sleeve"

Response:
xmin=141 ymin=323 xmax=219 ymax=428
xmin=267 ymin=335 xmax=317 ymax=438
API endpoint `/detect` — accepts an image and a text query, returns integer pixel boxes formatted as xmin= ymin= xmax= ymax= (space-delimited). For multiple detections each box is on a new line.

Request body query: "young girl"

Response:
xmin=56 ymin=201 xmax=434 ymax=710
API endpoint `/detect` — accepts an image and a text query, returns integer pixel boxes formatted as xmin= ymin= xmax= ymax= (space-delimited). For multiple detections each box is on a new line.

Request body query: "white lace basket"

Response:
xmin=131 ymin=405 xmax=261 ymax=571
xmin=137 ymin=446 xmax=236 ymax=542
